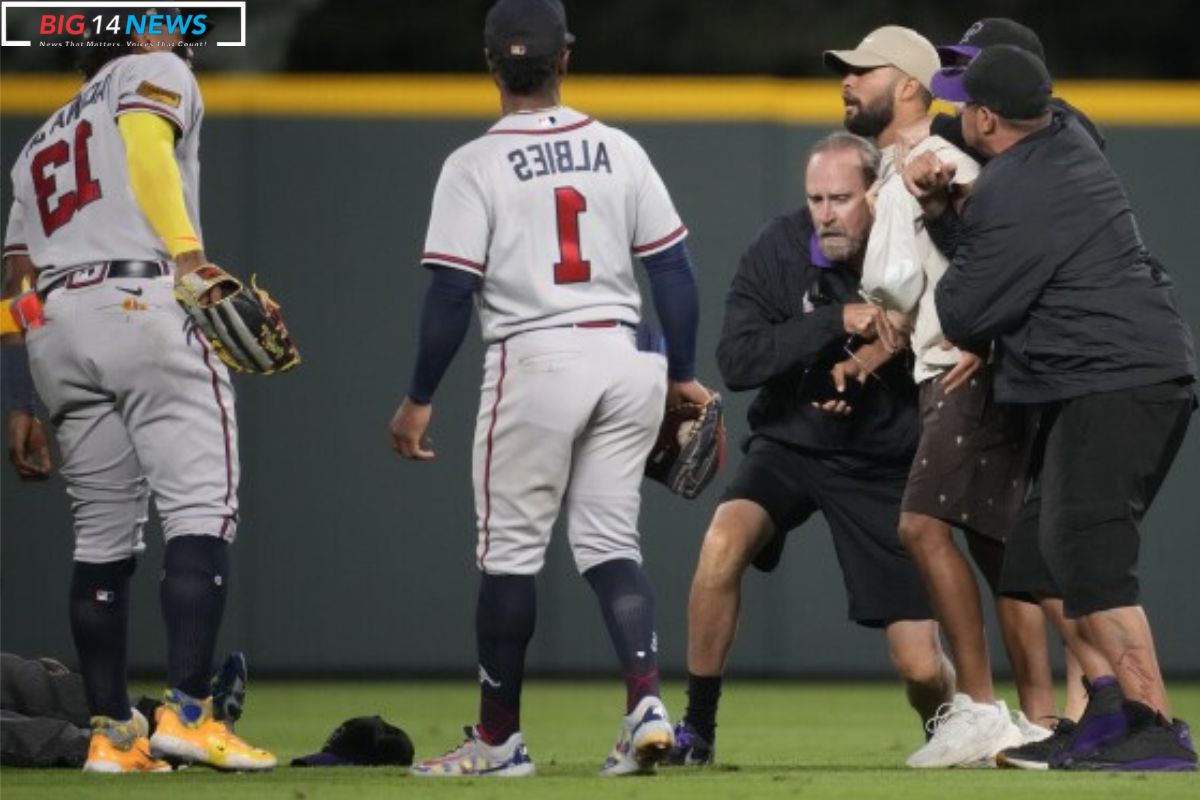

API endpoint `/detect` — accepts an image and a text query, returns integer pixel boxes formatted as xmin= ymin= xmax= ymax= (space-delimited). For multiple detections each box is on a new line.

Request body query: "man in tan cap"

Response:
xmin=822 ymin=26 xmax=1053 ymax=769
xmin=823 ymin=26 xmax=939 ymax=141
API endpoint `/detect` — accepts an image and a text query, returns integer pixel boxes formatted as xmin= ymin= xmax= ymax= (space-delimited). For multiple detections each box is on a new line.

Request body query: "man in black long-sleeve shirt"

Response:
xmin=913 ymin=46 xmax=1197 ymax=771
xmin=668 ymin=133 xmax=953 ymax=766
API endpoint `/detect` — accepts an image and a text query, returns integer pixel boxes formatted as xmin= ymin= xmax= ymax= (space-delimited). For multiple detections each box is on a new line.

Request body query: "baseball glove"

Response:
xmin=175 ymin=264 xmax=300 ymax=374
xmin=645 ymin=393 xmax=726 ymax=499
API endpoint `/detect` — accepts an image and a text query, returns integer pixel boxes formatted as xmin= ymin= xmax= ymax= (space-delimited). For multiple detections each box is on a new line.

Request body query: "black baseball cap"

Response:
xmin=485 ymin=0 xmax=575 ymax=59
xmin=937 ymin=18 xmax=1045 ymax=66
xmin=291 ymin=716 xmax=414 ymax=767
xmin=931 ymin=45 xmax=1052 ymax=120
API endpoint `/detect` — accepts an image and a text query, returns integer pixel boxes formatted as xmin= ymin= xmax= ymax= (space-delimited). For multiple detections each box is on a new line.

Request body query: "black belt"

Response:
xmin=40 ymin=260 xmax=171 ymax=299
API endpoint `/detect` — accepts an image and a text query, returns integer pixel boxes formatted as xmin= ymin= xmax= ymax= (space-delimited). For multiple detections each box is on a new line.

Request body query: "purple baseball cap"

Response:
xmin=931 ymin=45 xmax=1052 ymax=120
xmin=291 ymin=716 xmax=414 ymax=768
xmin=936 ymin=18 xmax=1045 ymax=67
xmin=930 ymin=66 xmax=972 ymax=104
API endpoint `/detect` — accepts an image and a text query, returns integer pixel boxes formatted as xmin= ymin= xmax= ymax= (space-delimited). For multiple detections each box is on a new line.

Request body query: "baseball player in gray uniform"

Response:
xmin=1 ymin=21 xmax=273 ymax=772
xmin=390 ymin=0 xmax=709 ymax=778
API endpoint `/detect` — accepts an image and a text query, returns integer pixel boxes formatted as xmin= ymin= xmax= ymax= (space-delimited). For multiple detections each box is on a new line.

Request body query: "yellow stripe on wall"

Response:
xmin=2 ymin=75 xmax=1198 ymax=125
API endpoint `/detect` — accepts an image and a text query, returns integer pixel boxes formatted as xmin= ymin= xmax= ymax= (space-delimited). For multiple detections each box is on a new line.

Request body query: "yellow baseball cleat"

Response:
xmin=83 ymin=713 xmax=172 ymax=773
xmin=149 ymin=690 xmax=276 ymax=771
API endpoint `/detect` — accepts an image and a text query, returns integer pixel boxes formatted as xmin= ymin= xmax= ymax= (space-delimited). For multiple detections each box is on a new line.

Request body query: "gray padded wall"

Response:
xmin=2 ymin=115 xmax=1197 ymax=676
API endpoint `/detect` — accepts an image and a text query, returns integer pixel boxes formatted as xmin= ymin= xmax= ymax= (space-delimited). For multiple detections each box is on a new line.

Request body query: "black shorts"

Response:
xmin=962 ymin=531 xmax=1007 ymax=598
xmin=999 ymin=476 xmax=1059 ymax=602
xmin=1001 ymin=380 xmax=1194 ymax=618
xmin=720 ymin=437 xmax=933 ymax=628
xmin=902 ymin=368 xmax=1032 ymax=541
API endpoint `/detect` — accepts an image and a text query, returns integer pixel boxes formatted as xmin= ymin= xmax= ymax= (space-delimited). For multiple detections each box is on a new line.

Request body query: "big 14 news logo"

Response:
xmin=39 ymin=10 xmax=208 ymax=37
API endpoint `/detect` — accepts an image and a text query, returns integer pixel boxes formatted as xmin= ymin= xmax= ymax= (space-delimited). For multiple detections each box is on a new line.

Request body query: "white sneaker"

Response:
xmin=411 ymin=726 xmax=535 ymax=777
xmin=601 ymin=696 xmax=675 ymax=776
xmin=907 ymin=694 xmax=1024 ymax=768
xmin=1012 ymin=710 xmax=1054 ymax=744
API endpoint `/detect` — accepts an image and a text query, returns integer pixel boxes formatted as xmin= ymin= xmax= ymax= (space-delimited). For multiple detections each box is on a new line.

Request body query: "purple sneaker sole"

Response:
xmin=1057 ymin=712 xmax=1128 ymax=763
xmin=1064 ymin=756 xmax=1196 ymax=772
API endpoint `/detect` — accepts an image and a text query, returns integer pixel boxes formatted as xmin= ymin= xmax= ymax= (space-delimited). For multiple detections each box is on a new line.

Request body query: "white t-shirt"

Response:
xmin=421 ymin=105 xmax=687 ymax=343
xmin=5 ymin=52 xmax=203 ymax=285
xmin=861 ymin=135 xmax=980 ymax=383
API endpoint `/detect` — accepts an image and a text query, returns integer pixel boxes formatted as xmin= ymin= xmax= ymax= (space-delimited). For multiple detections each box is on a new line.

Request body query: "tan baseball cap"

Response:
xmin=823 ymin=26 xmax=940 ymax=90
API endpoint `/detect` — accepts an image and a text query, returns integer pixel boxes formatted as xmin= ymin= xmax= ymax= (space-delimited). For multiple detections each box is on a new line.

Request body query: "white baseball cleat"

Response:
xmin=601 ymin=696 xmax=675 ymax=776
xmin=907 ymin=693 xmax=1023 ymax=768
xmin=411 ymin=726 xmax=535 ymax=777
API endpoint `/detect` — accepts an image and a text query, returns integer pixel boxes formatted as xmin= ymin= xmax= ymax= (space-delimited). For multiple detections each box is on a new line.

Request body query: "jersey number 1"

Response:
xmin=31 ymin=121 xmax=103 ymax=236
xmin=553 ymin=186 xmax=591 ymax=284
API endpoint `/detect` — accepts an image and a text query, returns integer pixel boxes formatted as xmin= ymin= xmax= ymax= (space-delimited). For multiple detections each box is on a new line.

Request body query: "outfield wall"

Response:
xmin=2 ymin=77 xmax=1198 ymax=677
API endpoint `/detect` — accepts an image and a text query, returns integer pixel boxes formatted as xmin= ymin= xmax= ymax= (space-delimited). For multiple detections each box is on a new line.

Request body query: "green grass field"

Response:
xmin=2 ymin=680 xmax=1197 ymax=798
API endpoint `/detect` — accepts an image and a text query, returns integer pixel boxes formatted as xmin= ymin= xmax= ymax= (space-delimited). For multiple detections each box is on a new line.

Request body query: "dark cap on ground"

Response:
xmin=931 ymin=45 xmax=1052 ymax=120
xmin=938 ymin=18 xmax=1045 ymax=66
xmin=485 ymin=0 xmax=574 ymax=59
xmin=291 ymin=716 xmax=414 ymax=767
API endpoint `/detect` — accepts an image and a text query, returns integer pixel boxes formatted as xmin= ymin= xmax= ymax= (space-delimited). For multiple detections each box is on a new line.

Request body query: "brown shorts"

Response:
xmin=900 ymin=366 xmax=1032 ymax=541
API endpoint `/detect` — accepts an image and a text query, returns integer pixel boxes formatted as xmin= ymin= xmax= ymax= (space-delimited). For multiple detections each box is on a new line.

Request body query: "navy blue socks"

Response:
xmin=476 ymin=574 xmax=536 ymax=744
xmin=161 ymin=535 xmax=229 ymax=699
xmin=70 ymin=558 xmax=136 ymax=720
xmin=584 ymin=558 xmax=661 ymax=713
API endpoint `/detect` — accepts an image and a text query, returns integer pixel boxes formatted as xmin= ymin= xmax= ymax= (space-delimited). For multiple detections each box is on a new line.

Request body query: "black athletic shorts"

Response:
xmin=720 ymin=436 xmax=933 ymax=628
xmin=962 ymin=531 xmax=1007 ymax=598
xmin=999 ymin=475 xmax=1059 ymax=602
xmin=1001 ymin=380 xmax=1194 ymax=617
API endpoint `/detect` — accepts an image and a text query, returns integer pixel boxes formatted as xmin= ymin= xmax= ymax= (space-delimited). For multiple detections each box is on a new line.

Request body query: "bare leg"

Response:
xmin=1040 ymin=598 xmax=1114 ymax=684
xmin=686 ymin=500 xmax=774 ymax=676
xmin=885 ymin=618 xmax=956 ymax=726
xmin=996 ymin=596 xmax=1056 ymax=722
xmin=898 ymin=512 xmax=991 ymax=702
xmin=1064 ymin=646 xmax=1087 ymax=720
xmin=1080 ymin=606 xmax=1170 ymax=717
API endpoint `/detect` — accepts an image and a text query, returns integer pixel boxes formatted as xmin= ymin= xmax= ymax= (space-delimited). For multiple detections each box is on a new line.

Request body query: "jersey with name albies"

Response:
xmin=421 ymin=105 xmax=687 ymax=342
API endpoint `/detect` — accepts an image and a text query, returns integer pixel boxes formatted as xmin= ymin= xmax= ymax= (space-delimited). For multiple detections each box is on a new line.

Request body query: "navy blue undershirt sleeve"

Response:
xmin=1 ymin=342 xmax=36 ymax=414
xmin=641 ymin=241 xmax=699 ymax=382
xmin=406 ymin=266 xmax=481 ymax=404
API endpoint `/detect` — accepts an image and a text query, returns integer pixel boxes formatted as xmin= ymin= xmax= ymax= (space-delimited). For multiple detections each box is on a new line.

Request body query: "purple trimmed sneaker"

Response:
xmin=665 ymin=720 xmax=714 ymax=766
xmin=998 ymin=718 xmax=1077 ymax=769
xmin=1056 ymin=702 xmax=1197 ymax=772
xmin=1050 ymin=675 xmax=1128 ymax=766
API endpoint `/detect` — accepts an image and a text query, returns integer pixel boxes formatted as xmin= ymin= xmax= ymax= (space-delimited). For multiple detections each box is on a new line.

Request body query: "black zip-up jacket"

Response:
xmin=717 ymin=209 xmax=918 ymax=471
xmin=935 ymin=113 xmax=1197 ymax=403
